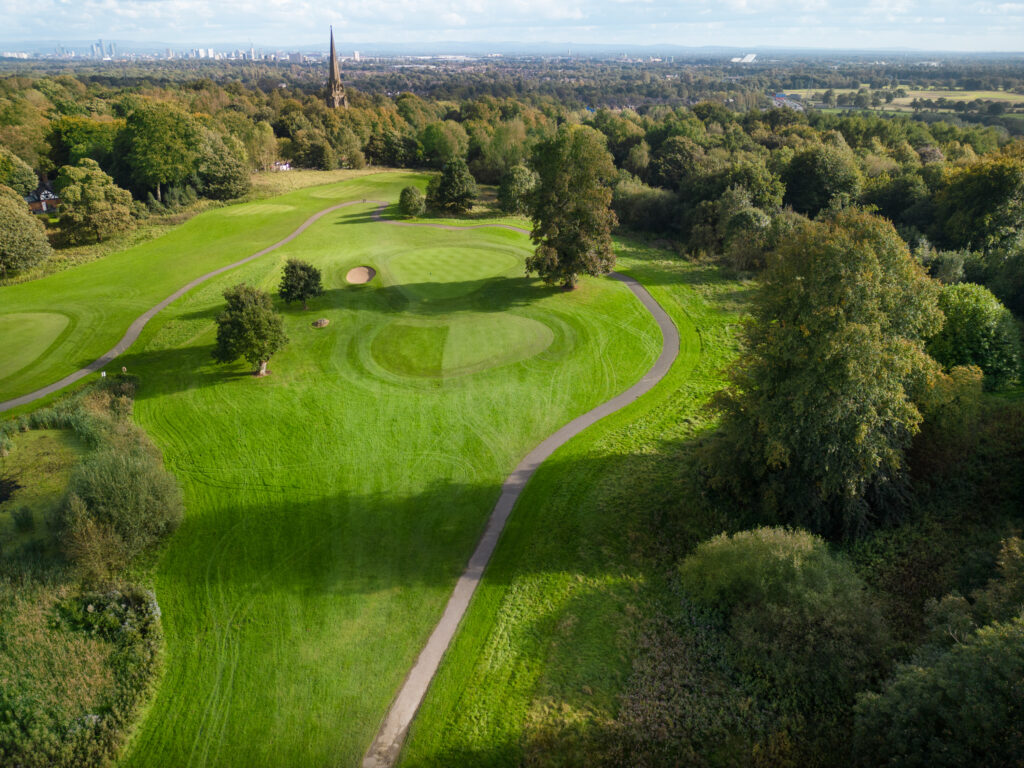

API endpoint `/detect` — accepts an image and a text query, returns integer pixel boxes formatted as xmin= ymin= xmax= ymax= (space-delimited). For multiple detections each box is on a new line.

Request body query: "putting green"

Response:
xmin=371 ymin=314 xmax=555 ymax=378
xmin=0 ymin=313 xmax=71 ymax=382
xmin=386 ymin=246 xmax=521 ymax=301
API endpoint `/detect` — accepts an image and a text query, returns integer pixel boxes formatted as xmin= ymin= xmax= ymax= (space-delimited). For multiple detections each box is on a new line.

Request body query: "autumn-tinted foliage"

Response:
xmin=704 ymin=209 xmax=943 ymax=538
xmin=527 ymin=124 xmax=618 ymax=288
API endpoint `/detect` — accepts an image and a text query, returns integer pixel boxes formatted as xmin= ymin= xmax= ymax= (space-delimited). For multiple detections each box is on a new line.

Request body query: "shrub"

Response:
xmin=928 ymin=282 xmax=1022 ymax=389
xmin=611 ymin=176 xmax=677 ymax=233
xmin=398 ymin=185 xmax=426 ymax=217
xmin=59 ymin=446 xmax=182 ymax=569
xmin=12 ymin=506 xmax=34 ymax=533
xmin=0 ymin=584 xmax=163 ymax=768
xmin=854 ymin=615 xmax=1024 ymax=768
xmin=679 ymin=528 xmax=891 ymax=718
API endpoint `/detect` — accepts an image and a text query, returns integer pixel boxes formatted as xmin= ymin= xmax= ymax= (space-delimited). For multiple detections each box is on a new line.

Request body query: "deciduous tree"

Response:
xmin=0 ymin=146 xmax=37 ymax=196
xmin=278 ymin=259 xmax=323 ymax=310
xmin=0 ymin=184 xmax=51 ymax=278
xmin=928 ymin=282 xmax=1021 ymax=388
xmin=497 ymin=164 xmax=538 ymax=215
xmin=212 ymin=284 xmax=289 ymax=376
xmin=54 ymin=158 xmax=133 ymax=244
xmin=526 ymin=124 xmax=618 ymax=288
xmin=704 ymin=209 xmax=943 ymax=538
xmin=121 ymin=103 xmax=199 ymax=202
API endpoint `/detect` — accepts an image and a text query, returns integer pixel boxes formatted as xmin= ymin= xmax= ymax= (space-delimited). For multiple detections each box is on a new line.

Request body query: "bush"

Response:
xmin=679 ymin=528 xmax=891 ymax=718
xmin=12 ymin=506 xmax=34 ymax=533
xmin=398 ymin=185 xmax=426 ymax=217
xmin=59 ymin=446 xmax=182 ymax=571
xmin=611 ymin=176 xmax=677 ymax=233
xmin=928 ymin=282 xmax=1022 ymax=389
xmin=854 ymin=615 xmax=1024 ymax=768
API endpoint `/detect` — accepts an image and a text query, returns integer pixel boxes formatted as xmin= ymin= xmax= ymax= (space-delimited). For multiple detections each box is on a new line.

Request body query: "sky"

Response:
xmin=1 ymin=0 xmax=1023 ymax=52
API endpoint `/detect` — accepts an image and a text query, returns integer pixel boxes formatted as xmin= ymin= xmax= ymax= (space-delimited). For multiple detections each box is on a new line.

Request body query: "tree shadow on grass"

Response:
xmin=318 ymin=275 xmax=558 ymax=318
xmin=116 ymin=343 xmax=254 ymax=401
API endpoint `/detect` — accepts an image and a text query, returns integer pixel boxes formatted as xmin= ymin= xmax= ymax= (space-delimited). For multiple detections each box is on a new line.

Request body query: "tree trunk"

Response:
xmin=257 ymin=360 xmax=268 ymax=377
xmin=563 ymin=273 xmax=578 ymax=290
xmin=156 ymin=182 xmax=162 ymax=203
xmin=302 ymin=299 xmax=308 ymax=310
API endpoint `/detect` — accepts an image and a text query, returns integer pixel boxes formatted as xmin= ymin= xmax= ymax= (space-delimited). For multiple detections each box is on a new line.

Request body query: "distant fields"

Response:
xmin=786 ymin=86 xmax=1024 ymax=113
xmin=28 ymin=175 xmax=661 ymax=767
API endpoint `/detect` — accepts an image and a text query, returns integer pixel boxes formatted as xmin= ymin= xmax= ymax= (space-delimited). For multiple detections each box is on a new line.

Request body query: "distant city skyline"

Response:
xmin=0 ymin=0 xmax=1022 ymax=53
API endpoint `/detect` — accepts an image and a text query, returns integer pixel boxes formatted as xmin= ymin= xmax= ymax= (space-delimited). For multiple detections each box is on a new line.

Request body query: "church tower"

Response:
xmin=327 ymin=26 xmax=348 ymax=109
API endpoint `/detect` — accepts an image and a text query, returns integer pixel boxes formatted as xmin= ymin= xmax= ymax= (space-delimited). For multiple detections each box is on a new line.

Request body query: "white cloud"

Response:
xmin=0 ymin=0 xmax=1020 ymax=50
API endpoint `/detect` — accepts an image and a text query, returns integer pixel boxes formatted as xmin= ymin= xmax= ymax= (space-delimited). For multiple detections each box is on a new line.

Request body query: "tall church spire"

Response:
xmin=327 ymin=26 xmax=348 ymax=109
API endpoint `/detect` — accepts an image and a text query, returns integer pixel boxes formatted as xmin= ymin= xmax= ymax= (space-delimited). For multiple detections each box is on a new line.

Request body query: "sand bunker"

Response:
xmin=346 ymin=266 xmax=376 ymax=285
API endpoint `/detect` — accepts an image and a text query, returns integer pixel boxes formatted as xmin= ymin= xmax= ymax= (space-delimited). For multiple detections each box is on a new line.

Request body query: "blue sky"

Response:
xmin=1 ymin=0 xmax=1022 ymax=51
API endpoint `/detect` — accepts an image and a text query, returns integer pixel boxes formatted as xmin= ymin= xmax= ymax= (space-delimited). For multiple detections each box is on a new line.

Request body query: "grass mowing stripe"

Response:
xmin=110 ymin=175 xmax=661 ymax=767
xmin=0 ymin=173 xmax=422 ymax=405
xmin=397 ymin=241 xmax=749 ymax=767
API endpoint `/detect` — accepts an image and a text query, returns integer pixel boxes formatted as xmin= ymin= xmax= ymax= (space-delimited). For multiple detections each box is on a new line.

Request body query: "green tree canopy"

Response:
xmin=0 ymin=184 xmax=52 ymax=278
xmin=212 ymin=284 xmax=289 ymax=376
xmin=427 ymin=157 xmax=477 ymax=213
xmin=497 ymin=164 xmax=538 ymax=215
xmin=196 ymin=130 xmax=251 ymax=200
xmin=783 ymin=142 xmax=863 ymax=216
xmin=278 ymin=259 xmax=323 ymax=310
xmin=527 ymin=124 xmax=618 ymax=288
xmin=854 ymin=615 xmax=1024 ymax=768
xmin=398 ymin=185 xmax=426 ymax=217
xmin=0 ymin=146 xmax=37 ymax=196
xmin=121 ymin=102 xmax=200 ymax=201
xmin=680 ymin=527 xmax=890 ymax=718
xmin=54 ymin=158 xmax=134 ymax=245
xmin=928 ymin=282 xmax=1021 ymax=389
xmin=936 ymin=155 xmax=1024 ymax=251
xmin=704 ymin=209 xmax=943 ymax=538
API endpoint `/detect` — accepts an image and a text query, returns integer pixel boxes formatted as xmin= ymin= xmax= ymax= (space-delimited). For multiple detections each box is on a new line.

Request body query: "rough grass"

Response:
xmin=97 ymin=175 xmax=663 ymax=767
xmin=0 ymin=581 xmax=116 ymax=719
xmin=398 ymin=241 xmax=751 ymax=766
xmin=0 ymin=429 xmax=83 ymax=557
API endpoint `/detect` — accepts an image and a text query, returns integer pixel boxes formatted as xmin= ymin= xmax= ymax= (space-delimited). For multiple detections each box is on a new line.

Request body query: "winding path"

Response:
xmin=361 ymin=218 xmax=679 ymax=767
xmin=0 ymin=199 xmax=381 ymax=414
xmin=0 ymin=195 xmax=680 ymax=768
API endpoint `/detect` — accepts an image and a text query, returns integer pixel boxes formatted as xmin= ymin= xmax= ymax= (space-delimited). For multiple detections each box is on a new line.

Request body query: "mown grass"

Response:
xmin=0 ymin=172 xmax=421 ymax=403
xmin=398 ymin=242 xmax=751 ymax=766
xmin=100 ymin=176 xmax=663 ymax=767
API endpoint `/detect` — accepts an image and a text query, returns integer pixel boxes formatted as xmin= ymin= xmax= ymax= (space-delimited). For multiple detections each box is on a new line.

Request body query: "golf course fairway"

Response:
xmin=0 ymin=174 xmax=667 ymax=766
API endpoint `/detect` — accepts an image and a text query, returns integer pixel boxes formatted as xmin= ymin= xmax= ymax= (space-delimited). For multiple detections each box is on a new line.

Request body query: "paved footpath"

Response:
xmin=0 ymin=197 xmax=680 ymax=768
xmin=0 ymin=199 xmax=382 ymax=413
xmin=361 ymin=220 xmax=679 ymax=768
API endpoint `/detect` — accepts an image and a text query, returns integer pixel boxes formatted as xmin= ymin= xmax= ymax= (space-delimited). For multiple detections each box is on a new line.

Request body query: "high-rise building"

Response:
xmin=326 ymin=27 xmax=348 ymax=109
